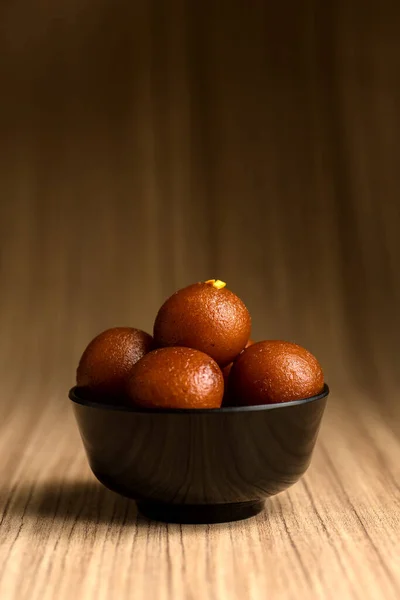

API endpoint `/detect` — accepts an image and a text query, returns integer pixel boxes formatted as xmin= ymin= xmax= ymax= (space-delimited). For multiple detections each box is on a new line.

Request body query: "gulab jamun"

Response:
xmin=228 ymin=340 xmax=324 ymax=405
xmin=77 ymin=327 xmax=153 ymax=399
xmin=153 ymin=280 xmax=251 ymax=366
xmin=127 ymin=347 xmax=224 ymax=409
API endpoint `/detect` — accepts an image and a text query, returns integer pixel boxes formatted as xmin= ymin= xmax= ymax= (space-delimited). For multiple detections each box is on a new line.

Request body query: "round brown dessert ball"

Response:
xmin=127 ymin=347 xmax=224 ymax=409
xmin=153 ymin=280 xmax=251 ymax=367
xmin=77 ymin=327 xmax=153 ymax=399
xmin=229 ymin=340 xmax=324 ymax=406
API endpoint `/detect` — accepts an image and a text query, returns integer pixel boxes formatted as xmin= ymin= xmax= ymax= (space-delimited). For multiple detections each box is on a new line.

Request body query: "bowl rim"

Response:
xmin=69 ymin=383 xmax=329 ymax=414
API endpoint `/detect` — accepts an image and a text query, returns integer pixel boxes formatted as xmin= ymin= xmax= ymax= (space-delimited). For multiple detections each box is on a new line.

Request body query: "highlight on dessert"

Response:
xmin=75 ymin=279 xmax=324 ymax=409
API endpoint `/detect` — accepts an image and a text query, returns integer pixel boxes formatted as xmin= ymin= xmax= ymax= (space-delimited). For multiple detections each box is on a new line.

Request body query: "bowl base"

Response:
xmin=136 ymin=500 xmax=265 ymax=524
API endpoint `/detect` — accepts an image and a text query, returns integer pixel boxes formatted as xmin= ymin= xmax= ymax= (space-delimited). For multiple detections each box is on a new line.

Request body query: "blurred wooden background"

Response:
xmin=0 ymin=2 xmax=399 ymax=598
xmin=0 ymin=0 xmax=399 ymax=402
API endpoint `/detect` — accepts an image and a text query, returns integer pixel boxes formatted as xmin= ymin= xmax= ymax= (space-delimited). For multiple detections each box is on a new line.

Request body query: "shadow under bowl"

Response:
xmin=69 ymin=384 xmax=329 ymax=524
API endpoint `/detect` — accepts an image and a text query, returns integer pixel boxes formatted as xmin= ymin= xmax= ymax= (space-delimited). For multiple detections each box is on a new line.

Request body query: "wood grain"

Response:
xmin=0 ymin=1 xmax=399 ymax=598
xmin=0 ymin=384 xmax=399 ymax=600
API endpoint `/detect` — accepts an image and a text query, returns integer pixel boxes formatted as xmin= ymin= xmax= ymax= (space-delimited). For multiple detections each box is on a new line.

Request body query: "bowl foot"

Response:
xmin=136 ymin=500 xmax=265 ymax=524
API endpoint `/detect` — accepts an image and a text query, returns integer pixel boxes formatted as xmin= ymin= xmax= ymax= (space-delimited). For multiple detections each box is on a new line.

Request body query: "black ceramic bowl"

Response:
xmin=69 ymin=384 xmax=329 ymax=524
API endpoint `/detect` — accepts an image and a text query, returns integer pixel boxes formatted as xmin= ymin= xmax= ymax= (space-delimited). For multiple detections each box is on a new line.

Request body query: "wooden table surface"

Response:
xmin=1 ymin=1 xmax=400 ymax=598
xmin=0 ymin=379 xmax=399 ymax=600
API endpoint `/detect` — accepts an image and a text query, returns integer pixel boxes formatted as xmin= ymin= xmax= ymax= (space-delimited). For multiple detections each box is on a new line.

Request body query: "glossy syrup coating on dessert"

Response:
xmin=228 ymin=340 xmax=324 ymax=405
xmin=77 ymin=327 xmax=153 ymax=399
xmin=127 ymin=347 xmax=224 ymax=409
xmin=153 ymin=280 xmax=251 ymax=367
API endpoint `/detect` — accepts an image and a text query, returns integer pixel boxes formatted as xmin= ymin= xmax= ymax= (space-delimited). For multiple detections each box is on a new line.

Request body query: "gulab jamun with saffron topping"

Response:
xmin=153 ymin=280 xmax=251 ymax=367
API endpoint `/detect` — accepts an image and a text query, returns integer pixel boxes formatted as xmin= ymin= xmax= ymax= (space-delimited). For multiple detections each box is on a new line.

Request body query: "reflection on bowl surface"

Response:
xmin=69 ymin=384 xmax=329 ymax=524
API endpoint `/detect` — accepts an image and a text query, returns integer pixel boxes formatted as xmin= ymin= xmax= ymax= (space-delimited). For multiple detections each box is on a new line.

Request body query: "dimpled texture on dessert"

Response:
xmin=229 ymin=340 xmax=324 ymax=405
xmin=77 ymin=327 xmax=153 ymax=398
xmin=153 ymin=281 xmax=251 ymax=367
xmin=128 ymin=347 xmax=224 ymax=409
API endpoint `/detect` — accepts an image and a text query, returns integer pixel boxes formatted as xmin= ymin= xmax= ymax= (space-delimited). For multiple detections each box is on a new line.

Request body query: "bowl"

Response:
xmin=69 ymin=384 xmax=329 ymax=524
